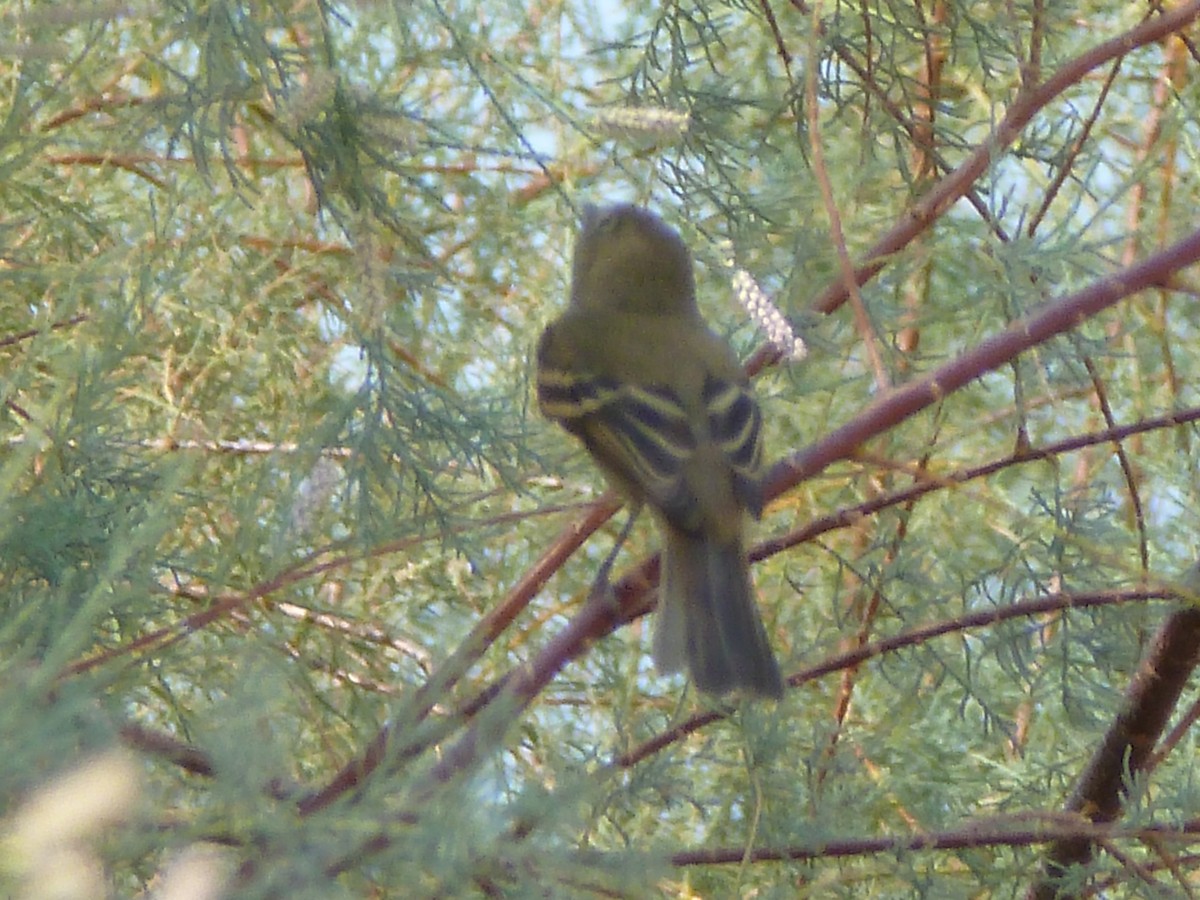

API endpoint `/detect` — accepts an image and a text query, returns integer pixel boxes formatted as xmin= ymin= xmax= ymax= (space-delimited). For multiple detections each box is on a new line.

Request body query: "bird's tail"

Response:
xmin=653 ymin=527 xmax=783 ymax=698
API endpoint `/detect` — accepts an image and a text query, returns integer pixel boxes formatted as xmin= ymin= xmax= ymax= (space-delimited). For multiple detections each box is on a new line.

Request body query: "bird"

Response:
xmin=536 ymin=203 xmax=784 ymax=698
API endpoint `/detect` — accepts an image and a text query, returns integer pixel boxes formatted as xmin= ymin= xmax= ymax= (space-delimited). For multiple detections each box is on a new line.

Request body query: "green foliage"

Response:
xmin=1 ymin=0 xmax=1199 ymax=897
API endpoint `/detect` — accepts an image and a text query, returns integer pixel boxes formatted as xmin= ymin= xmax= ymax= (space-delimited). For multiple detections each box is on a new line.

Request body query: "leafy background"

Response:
xmin=2 ymin=1 xmax=1200 ymax=897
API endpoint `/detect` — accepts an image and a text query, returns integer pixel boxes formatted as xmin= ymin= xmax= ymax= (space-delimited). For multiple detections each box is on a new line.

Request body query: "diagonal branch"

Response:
xmin=767 ymin=227 xmax=1200 ymax=497
xmin=805 ymin=1 xmax=1200 ymax=315
xmin=614 ymin=588 xmax=1164 ymax=769
xmin=1026 ymin=603 xmax=1200 ymax=898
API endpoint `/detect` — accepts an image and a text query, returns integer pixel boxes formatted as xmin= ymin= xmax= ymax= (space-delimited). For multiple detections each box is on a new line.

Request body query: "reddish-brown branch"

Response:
xmin=804 ymin=2 xmax=890 ymax=390
xmin=1082 ymin=358 xmax=1149 ymax=574
xmin=118 ymin=722 xmax=216 ymax=779
xmin=1026 ymin=56 xmax=1122 ymax=238
xmin=297 ymin=498 xmax=620 ymax=815
xmin=668 ymin=815 xmax=1200 ymax=866
xmin=67 ymin=536 xmax=420 ymax=677
xmin=757 ymin=0 xmax=793 ymax=70
xmin=0 ymin=314 xmax=89 ymax=350
xmin=614 ymin=589 xmax=1163 ymax=769
xmin=756 ymin=403 xmax=1200 ymax=561
xmin=1026 ymin=606 xmax=1200 ymax=898
xmin=768 ymin=228 xmax=1200 ymax=498
xmin=806 ymin=1 xmax=1200 ymax=315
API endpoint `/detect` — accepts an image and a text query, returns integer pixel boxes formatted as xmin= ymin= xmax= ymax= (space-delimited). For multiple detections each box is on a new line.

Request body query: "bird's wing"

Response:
xmin=700 ymin=373 xmax=765 ymax=519
xmin=538 ymin=352 xmax=700 ymax=523
xmin=536 ymin=323 xmax=764 ymax=528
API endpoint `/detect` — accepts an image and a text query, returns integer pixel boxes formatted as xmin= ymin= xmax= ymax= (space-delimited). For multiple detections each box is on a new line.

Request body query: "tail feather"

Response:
xmin=652 ymin=527 xmax=783 ymax=699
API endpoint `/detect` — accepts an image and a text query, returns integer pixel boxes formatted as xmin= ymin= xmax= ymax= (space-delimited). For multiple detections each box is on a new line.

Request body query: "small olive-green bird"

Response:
xmin=536 ymin=203 xmax=784 ymax=698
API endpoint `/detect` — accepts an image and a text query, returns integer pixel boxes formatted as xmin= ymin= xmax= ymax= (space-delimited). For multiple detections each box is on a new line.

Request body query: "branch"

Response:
xmin=806 ymin=1 xmax=1200 ymax=314
xmin=767 ymin=227 xmax=1200 ymax=496
xmin=664 ymin=815 xmax=1200 ymax=866
xmin=613 ymin=589 xmax=1165 ymax=769
xmin=1026 ymin=605 xmax=1200 ymax=898
xmin=756 ymin=404 xmax=1200 ymax=561
xmin=296 ymin=498 xmax=619 ymax=816
xmin=0 ymin=314 xmax=89 ymax=349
